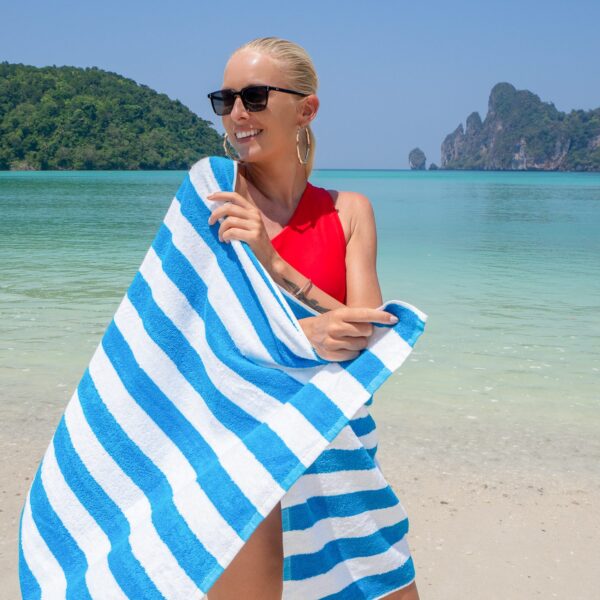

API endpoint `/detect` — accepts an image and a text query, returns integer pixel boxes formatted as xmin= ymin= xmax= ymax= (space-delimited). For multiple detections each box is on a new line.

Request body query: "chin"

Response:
xmin=236 ymin=145 xmax=267 ymax=164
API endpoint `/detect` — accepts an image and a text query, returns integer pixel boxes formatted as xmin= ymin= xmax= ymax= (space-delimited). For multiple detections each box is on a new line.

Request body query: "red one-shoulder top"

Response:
xmin=270 ymin=182 xmax=347 ymax=304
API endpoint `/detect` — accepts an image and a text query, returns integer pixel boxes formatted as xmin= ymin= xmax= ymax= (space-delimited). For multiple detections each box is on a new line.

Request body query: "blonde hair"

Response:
xmin=231 ymin=36 xmax=319 ymax=178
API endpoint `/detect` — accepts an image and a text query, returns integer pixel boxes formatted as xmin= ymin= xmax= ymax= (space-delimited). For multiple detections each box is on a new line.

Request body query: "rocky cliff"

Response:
xmin=440 ymin=83 xmax=600 ymax=171
xmin=409 ymin=147 xmax=426 ymax=170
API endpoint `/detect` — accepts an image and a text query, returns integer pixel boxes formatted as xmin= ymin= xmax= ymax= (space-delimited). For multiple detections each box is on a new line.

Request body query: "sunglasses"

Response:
xmin=207 ymin=84 xmax=309 ymax=116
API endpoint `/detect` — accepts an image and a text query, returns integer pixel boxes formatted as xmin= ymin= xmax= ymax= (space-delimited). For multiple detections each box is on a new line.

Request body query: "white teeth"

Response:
xmin=235 ymin=129 xmax=262 ymax=139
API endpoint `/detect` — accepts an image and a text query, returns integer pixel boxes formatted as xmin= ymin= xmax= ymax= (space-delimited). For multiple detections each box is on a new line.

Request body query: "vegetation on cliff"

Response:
xmin=0 ymin=62 xmax=225 ymax=170
xmin=441 ymin=82 xmax=600 ymax=171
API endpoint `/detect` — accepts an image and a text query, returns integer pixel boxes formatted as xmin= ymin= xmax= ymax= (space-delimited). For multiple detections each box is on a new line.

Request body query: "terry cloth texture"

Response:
xmin=18 ymin=156 xmax=427 ymax=600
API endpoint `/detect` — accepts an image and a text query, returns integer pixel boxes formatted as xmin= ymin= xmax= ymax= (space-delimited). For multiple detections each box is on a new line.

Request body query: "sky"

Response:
xmin=2 ymin=0 xmax=599 ymax=169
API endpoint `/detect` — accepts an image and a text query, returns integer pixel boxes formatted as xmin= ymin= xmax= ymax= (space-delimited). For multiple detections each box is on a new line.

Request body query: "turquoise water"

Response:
xmin=1 ymin=169 xmax=599 ymax=446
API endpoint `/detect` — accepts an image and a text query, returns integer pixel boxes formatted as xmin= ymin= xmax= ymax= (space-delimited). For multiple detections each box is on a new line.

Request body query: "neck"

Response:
xmin=239 ymin=153 xmax=308 ymax=210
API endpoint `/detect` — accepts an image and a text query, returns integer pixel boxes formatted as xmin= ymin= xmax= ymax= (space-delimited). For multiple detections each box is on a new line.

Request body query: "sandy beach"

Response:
xmin=2 ymin=387 xmax=599 ymax=600
xmin=372 ymin=402 xmax=600 ymax=599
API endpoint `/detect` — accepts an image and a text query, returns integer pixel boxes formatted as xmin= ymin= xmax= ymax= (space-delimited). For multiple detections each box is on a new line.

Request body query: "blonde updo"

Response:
xmin=231 ymin=36 xmax=319 ymax=178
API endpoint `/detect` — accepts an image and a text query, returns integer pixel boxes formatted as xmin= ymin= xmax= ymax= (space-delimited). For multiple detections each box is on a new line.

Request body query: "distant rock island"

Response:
xmin=440 ymin=82 xmax=600 ymax=171
xmin=0 ymin=62 xmax=224 ymax=170
xmin=409 ymin=147 xmax=426 ymax=170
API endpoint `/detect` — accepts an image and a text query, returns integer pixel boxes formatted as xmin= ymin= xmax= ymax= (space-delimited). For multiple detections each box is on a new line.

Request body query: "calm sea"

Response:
xmin=1 ymin=168 xmax=599 ymax=461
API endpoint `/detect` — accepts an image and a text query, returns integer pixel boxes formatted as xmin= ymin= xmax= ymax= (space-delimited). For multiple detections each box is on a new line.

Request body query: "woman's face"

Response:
xmin=221 ymin=49 xmax=317 ymax=165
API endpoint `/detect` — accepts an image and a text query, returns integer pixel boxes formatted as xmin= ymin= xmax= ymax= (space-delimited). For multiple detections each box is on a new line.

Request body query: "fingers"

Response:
xmin=215 ymin=216 xmax=252 ymax=232
xmin=206 ymin=191 xmax=255 ymax=208
xmin=328 ymin=335 xmax=370 ymax=352
xmin=325 ymin=307 xmax=397 ymax=341
xmin=316 ymin=348 xmax=361 ymax=362
xmin=317 ymin=333 xmax=374 ymax=362
xmin=338 ymin=306 xmax=398 ymax=325
xmin=314 ymin=334 xmax=366 ymax=362
xmin=317 ymin=327 xmax=371 ymax=360
xmin=328 ymin=320 xmax=373 ymax=338
xmin=312 ymin=338 xmax=361 ymax=362
xmin=207 ymin=203 xmax=247 ymax=225
xmin=217 ymin=218 xmax=255 ymax=242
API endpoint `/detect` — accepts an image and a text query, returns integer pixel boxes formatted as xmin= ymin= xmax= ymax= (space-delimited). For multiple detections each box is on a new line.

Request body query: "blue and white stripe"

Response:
xmin=18 ymin=155 xmax=426 ymax=599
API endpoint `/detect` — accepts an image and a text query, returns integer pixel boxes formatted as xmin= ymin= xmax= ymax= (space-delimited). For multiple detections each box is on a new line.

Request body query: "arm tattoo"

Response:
xmin=282 ymin=277 xmax=331 ymax=314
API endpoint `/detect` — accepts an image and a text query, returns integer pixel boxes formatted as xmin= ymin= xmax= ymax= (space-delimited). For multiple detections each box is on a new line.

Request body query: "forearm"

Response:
xmin=270 ymin=253 xmax=346 ymax=313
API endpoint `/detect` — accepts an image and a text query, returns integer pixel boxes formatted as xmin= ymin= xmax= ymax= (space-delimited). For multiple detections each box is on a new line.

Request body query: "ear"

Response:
xmin=298 ymin=94 xmax=319 ymax=127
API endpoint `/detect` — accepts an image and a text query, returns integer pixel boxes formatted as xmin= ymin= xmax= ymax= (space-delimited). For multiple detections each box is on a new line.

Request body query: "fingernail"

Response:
xmin=389 ymin=315 xmax=398 ymax=324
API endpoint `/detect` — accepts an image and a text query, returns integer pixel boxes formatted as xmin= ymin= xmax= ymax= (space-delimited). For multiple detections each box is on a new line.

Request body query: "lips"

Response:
xmin=235 ymin=128 xmax=263 ymax=141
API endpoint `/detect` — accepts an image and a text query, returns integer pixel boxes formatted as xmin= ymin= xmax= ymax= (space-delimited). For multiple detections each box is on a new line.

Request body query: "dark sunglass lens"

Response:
xmin=211 ymin=99 xmax=226 ymax=115
xmin=210 ymin=91 xmax=234 ymax=115
xmin=242 ymin=86 xmax=268 ymax=110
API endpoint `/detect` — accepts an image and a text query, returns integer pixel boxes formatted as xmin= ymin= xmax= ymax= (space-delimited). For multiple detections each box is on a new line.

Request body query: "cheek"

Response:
xmin=263 ymin=116 xmax=297 ymax=145
xmin=265 ymin=102 xmax=299 ymax=136
xmin=221 ymin=120 xmax=232 ymax=139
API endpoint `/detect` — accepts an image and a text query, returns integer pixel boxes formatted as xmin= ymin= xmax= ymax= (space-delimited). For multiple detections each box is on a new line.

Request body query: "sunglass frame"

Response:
xmin=207 ymin=85 xmax=309 ymax=115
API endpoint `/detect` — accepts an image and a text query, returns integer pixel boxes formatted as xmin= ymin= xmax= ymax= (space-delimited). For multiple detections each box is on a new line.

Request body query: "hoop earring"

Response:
xmin=296 ymin=127 xmax=311 ymax=165
xmin=222 ymin=133 xmax=238 ymax=161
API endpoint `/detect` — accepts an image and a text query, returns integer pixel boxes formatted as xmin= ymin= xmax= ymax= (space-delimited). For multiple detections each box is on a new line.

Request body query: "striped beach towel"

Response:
xmin=18 ymin=156 xmax=427 ymax=599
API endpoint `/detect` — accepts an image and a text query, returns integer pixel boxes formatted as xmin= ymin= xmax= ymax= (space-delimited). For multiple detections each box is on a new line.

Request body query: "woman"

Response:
xmin=205 ymin=37 xmax=420 ymax=600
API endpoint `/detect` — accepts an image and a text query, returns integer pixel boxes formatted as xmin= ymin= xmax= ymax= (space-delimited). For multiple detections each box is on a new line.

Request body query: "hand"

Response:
xmin=299 ymin=307 xmax=398 ymax=362
xmin=206 ymin=191 xmax=278 ymax=270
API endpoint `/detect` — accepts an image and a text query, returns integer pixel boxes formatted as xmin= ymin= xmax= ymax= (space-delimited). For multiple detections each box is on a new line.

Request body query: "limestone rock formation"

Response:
xmin=409 ymin=147 xmax=426 ymax=170
xmin=440 ymin=82 xmax=600 ymax=171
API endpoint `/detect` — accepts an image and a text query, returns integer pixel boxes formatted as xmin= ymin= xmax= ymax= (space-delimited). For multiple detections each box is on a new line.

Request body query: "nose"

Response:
xmin=230 ymin=95 xmax=249 ymax=121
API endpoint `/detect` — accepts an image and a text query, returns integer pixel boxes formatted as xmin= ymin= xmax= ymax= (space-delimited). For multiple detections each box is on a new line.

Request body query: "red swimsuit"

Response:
xmin=270 ymin=182 xmax=347 ymax=304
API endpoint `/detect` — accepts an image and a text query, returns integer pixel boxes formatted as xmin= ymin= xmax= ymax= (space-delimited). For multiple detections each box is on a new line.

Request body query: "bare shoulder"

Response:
xmin=325 ymin=189 xmax=375 ymax=245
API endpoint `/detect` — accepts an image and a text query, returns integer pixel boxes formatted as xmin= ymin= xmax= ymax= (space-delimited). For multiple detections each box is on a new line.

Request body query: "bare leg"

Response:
xmin=207 ymin=501 xmax=284 ymax=600
xmin=381 ymin=580 xmax=420 ymax=600
xmin=207 ymin=499 xmax=419 ymax=600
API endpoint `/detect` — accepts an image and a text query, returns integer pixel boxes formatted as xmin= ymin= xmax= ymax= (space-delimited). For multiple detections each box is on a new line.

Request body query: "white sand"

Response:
xmin=2 ymin=395 xmax=599 ymax=599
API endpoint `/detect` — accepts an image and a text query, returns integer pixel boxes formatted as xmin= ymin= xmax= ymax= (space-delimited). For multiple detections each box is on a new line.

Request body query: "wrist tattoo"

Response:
xmin=282 ymin=277 xmax=330 ymax=313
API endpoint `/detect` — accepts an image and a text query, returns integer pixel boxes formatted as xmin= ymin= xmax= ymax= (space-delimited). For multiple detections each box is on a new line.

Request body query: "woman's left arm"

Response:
xmin=343 ymin=192 xmax=384 ymax=309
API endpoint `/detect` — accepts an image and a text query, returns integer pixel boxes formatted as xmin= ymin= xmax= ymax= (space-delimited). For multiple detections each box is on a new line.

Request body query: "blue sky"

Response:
xmin=2 ymin=0 xmax=599 ymax=168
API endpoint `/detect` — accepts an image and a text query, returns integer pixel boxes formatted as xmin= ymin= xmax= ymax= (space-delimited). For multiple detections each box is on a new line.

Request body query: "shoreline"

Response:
xmin=3 ymin=166 xmax=600 ymax=173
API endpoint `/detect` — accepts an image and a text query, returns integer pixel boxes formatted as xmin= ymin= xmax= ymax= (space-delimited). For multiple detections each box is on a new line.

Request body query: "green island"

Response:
xmin=440 ymin=82 xmax=600 ymax=171
xmin=0 ymin=62 xmax=225 ymax=170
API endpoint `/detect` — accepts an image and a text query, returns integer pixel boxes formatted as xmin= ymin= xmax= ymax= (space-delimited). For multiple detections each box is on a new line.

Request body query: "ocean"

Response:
xmin=1 ymin=168 xmax=599 ymax=477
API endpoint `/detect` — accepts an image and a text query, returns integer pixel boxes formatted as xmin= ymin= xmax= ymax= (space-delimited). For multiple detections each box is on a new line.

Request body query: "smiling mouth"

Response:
xmin=235 ymin=129 xmax=263 ymax=141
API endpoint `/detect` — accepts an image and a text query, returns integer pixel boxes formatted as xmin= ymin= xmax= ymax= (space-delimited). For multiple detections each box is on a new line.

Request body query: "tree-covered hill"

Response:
xmin=0 ymin=62 xmax=225 ymax=170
